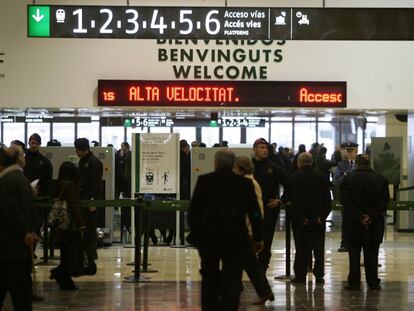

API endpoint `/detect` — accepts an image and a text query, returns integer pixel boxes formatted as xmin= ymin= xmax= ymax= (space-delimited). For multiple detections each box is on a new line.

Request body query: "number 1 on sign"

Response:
xmin=151 ymin=9 xmax=167 ymax=34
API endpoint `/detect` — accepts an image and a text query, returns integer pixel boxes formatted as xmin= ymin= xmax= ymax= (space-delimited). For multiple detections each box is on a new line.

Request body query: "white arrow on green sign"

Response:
xmin=28 ymin=6 xmax=50 ymax=37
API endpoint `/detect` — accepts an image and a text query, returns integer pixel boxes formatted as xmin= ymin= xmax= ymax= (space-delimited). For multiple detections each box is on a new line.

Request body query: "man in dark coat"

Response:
xmin=188 ymin=149 xmax=264 ymax=311
xmin=0 ymin=147 xmax=40 ymax=311
xmin=291 ymin=153 xmax=331 ymax=283
xmin=252 ymin=138 xmax=295 ymax=271
xmin=24 ymin=133 xmax=53 ymax=197
xmin=340 ymin=154 xmax=389 ymax=290
xmin=75 ymin=138 xmax=103 ymax=260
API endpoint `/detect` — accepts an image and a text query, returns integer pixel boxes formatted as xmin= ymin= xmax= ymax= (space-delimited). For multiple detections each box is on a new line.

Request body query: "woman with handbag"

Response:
xmin=50 ymin=161 xmax=85 ymax=290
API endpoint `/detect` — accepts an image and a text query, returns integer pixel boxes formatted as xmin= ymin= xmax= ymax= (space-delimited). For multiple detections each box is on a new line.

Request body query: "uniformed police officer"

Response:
xmin=75 ymin=138 xmax=103 ymax=260
xmin=252 ymin=138 xmax=295 ymax=271
xmin=334 ymin=142 xmax=358 ymax=252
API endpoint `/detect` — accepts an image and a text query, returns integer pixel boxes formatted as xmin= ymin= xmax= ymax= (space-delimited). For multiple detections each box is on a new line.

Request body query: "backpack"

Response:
xmin=48 ymin=199 xmax=71 ymax=230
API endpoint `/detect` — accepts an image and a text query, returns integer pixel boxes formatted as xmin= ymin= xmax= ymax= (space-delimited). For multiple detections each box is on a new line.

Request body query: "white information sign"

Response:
xmin=134 ymin=133 xmax=179 ymax=194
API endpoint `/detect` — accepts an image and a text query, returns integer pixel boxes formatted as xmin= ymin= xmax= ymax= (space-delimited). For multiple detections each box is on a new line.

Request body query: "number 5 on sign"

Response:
xmin=151 ymin=9 xmax=167 ymax=34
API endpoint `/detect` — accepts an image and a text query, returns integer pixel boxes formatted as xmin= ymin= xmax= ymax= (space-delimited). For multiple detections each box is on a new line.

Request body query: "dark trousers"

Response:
xmin=244 ymin=240 xmax=273 ymax=298
xmin=293 ymin=224 xmax=325 ymax=280
xmin=347 ymin=238 xmax=380 ymax=288
xmin=199 ymin=247 xmax=245 ymax=311
xmin=51 ymin=244 xmax=75 ymax=288
xmin=340 ymin=210 xmax=346 ymax=247
xmin=258 ymin=208 xmax=279 ymax=271
xmin=0 ymin=259 xmax=32 ymax=311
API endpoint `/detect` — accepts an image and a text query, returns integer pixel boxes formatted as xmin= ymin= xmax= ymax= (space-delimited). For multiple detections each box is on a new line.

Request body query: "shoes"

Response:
xmin=253 ymin=293 xmax=275 ymax=305
xmin=344 ymin=285 xmax=360 ymax=291
xmin=316 ymin=278 xmax=325 ymax=284
xmin=31 ymin=294 xmax=44 ymax=302
xmin=369 ymin=285 xmax=382 ymax=291
xmin=338 ymin=246 xmax=348 ymax=252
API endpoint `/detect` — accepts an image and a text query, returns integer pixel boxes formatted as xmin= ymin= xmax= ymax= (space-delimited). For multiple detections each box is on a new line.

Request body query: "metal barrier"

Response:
xmin=35 ymin=198 xmax=414 ymax=282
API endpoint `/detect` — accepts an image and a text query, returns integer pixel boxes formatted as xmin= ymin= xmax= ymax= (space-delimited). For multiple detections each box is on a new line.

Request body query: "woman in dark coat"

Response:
xmin=50 ymin=161 xmax=85 ymax=290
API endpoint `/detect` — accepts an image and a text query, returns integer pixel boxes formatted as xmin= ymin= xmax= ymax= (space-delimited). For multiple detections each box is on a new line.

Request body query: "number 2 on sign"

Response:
xmin=151 ymin=9 xmax=167 ymax=34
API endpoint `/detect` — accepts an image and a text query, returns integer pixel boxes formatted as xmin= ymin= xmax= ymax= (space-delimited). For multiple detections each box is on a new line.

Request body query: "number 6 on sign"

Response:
xmin=205 ymin=10 xmax=220 ymax=35
xmin=151 ymin=9 xmax=167 ymax=34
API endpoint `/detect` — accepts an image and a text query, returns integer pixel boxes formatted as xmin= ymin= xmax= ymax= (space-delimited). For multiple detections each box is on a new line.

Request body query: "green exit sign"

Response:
xmin=28 ymin=6 xmax=50 ymax=37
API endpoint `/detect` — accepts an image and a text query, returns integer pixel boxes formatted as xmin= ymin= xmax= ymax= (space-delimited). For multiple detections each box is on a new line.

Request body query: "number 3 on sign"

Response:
xmin=151 ymin=9 xmax=167 ymax=34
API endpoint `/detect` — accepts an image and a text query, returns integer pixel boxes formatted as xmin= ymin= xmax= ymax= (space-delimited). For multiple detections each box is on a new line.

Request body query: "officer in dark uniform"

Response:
xmin=291 ymin=152 xmax=331 ymax=284
xmin=252 ymin=138 xmax=295 ymax=271
xmin=24 ymin=133 xmax=53 ymax=197
xmin=340 ymin=154 xmax=389 ymax=290
xmin=334 ymin=142 xmax=358 ymax=252
xmin=75 ymin=138 xmax=103 ymax=260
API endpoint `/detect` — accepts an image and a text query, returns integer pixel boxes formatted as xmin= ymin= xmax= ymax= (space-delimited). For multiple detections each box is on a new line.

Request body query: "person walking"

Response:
xmin=291 ymin=153 xmax=331 ymax=284
xmin=50 ymin=161 xmax=85 ymax=290
xmin=233 ymin=156 xmax=274 ymax=305
xmin=188 ymin=149 xmax=264 ymax=311
xmin=340 ymin=154 xmax=389 ymax=290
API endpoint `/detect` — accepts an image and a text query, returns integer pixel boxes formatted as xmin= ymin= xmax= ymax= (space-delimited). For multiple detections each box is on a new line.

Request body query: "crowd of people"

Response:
xmin=0 ymin=133 xmax=390 ymax=311
xmin=188 ymin=138 xmax=389 ymax=310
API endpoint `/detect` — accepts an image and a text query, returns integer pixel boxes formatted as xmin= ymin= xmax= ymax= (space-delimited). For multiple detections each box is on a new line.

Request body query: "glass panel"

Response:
xmin=341 ymin=119 xmax=357 ymax=145
xmin=295 ymin=116 xmax=316 ymax=121
xmin=201 ymin=127 xmax=219 ymax=147
xmin=271 ymin=122 xmax=293 ymax=149
xmin=126 ymin=127 xmax=148 ymax=145
xmin=294 ymin=122 xmax=316 ymax=152
xmin=3 ymin=122 xmax=25 ymax=146
xmin=53 ymin=123 xmax=75 ymax=146
xmin=27 ymin=123 xmax=50 ymax=146
xmin=101 ymin=126 xmax=124 ymax=148
xmin=173 ymin=127 xmax=196 ymax=144
xmin=365 ymin=122 xmax=384 ymax=148
xmin=149 ymin=127 xmax=171 ymax=133
xmin=77 ymin=122 xmax=100 ymax=143
xmin=318 ymin=122 xmax=339 ymax=157
xmin=271 ymin=117 xmax=292 ymax=121
xmin=222 ymin=127 xmax=241 ymax=145
xmin=246 ymin=122 xmax=269 ymax=146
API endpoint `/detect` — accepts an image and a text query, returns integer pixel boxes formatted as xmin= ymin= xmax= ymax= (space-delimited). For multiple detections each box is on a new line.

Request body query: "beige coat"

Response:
xmin=244 ymin=174 xmax=264 ymax=237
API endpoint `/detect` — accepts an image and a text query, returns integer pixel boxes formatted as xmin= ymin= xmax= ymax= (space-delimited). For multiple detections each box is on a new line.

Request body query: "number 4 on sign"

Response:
xmin=151 ymin=9 xmax=167 ymax=34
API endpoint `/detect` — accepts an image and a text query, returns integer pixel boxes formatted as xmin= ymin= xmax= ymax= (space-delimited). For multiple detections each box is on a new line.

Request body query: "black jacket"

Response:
xmin=0 ymin=165 xmax=39 ymax=260
xmin=78 ymin=151 xmax=104 ymax=200
xmin=24 ymin=150 xmax=53 ymax=197
xmin=340 ymin=167 xmax=389 ymax=243
xmin=188 ymin=168 xmax=263 ymax=251
xmin=54 ymin=181 xmax=85 ymax=245
xmin=291 ymin=166 xmax=331 ymax=224
xmin=252 ymin=158 xmax=295 ymax=210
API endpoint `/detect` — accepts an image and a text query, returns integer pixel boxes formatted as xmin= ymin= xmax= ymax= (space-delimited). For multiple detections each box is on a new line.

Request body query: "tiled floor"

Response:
xmin=3 ymin=211 xmax=414 ymax=310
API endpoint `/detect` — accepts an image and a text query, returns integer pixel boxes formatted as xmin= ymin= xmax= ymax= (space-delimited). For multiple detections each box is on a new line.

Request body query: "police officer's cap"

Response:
xmin=342 ymin=142 xmax=359 ymax=150
xmin=74 ymin=138 xmax=90 ymax=150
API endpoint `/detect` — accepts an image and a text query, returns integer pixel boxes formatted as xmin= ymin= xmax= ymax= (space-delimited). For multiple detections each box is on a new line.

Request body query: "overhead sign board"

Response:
xmin=98 ymin=80 xmax=346 ymax=108
xmin=28 ymin=6 xmax=414 ymax=40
